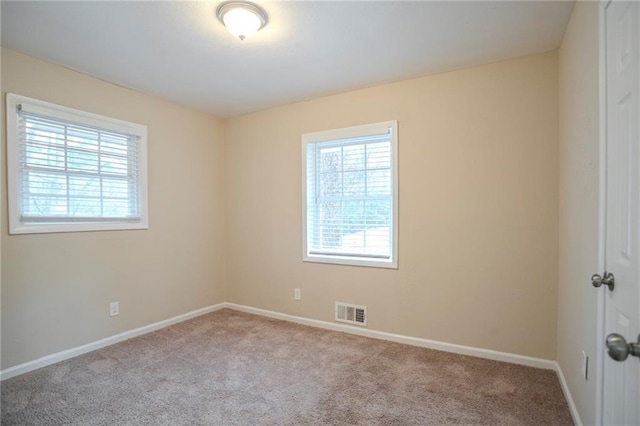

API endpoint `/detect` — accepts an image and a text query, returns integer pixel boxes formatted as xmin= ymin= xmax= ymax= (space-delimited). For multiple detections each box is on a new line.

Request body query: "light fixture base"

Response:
xmin=216 ymin=1 xmax=268 ymax=40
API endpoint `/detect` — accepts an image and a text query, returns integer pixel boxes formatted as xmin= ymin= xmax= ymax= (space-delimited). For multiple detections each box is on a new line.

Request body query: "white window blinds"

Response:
xmin=303 ymin=121 xmax=398 ymax=268
xmin=6 ymin=94 xmax=148 ymax=234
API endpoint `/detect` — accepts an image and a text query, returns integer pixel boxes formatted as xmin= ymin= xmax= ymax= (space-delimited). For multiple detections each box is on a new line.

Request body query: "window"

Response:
xmin=302 ymin=120 xmax=398 ymax=268
xmin=6 ymin=93 xmax=148 ymax=234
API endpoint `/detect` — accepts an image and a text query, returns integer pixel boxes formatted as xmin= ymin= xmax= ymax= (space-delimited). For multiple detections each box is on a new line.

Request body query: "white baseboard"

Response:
xmin=224 ymin=302 xmax=557 ymax=370
xmin=1 ymin=301 xmax=560 ymax=383
xmin=555 ymin=362 xmax=584 ymax=426
xmin=0 ymin=303 xmax=226 ymax=381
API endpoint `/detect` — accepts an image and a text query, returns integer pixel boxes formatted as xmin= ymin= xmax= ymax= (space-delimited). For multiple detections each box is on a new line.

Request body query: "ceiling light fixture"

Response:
xmin=216 ymin=1 xmax=268 ymax=41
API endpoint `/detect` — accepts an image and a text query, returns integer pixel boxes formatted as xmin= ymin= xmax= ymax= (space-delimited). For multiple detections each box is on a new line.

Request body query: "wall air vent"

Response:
xmin=335 ymin=302 xmax=367 ymax=326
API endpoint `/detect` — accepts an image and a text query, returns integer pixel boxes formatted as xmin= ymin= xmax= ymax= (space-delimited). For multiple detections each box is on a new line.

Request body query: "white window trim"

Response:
xmin=302 ymin=120 xmax=398 ymax=269
xmin=6 ymin=93 xmax=149 ymax=235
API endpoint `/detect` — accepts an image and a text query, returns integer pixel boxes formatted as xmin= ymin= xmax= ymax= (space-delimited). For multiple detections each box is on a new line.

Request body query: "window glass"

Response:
xmin=302 ymin=121 xmax=398 ymax=268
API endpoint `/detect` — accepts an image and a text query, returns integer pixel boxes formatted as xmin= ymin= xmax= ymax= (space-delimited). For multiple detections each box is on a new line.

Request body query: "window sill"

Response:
xmin=9 ymin=220 xmax=148 ymax=235
xmin=303 ymin=253 xmax=397 ymax=269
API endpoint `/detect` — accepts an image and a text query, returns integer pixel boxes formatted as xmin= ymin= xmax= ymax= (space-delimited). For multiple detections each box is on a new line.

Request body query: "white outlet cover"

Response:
xmin=294 ymin=288 xmax=301 ymax=300
xmin=581 ymin=350 xmax=588 ymax=380
xmin=110 ymin=302 xmax=119 ymax=317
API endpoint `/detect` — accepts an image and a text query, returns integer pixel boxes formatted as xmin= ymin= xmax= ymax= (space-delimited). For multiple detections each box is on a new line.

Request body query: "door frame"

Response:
xmin=596 ymin=1 xmax=609 ymax=424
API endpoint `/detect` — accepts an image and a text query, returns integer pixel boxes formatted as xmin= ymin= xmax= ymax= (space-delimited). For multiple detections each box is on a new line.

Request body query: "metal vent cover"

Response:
xmin=335 ymin=302 xmax=367 ymax=326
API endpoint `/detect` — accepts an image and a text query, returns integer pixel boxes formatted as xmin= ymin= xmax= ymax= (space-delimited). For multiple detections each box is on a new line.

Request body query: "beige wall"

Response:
xmin=1 ymin=48 xmax=226 ymax=369
xmin=558 ymin=1 xmax=601 ymax=424
xmin=1 ymin=47 xmax=562 ymax=369
xmin=225 ymin=52 xmax=559 ymax=359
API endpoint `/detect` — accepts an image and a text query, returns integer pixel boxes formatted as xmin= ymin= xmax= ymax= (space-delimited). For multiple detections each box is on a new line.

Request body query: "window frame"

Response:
xmin=6 ymin=93 xmax=149 ymax=235
xmin=302 ymin=120 xmax=398 ymax=269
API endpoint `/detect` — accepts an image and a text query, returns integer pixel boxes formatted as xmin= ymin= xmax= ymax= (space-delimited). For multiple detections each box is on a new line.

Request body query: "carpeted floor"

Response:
xmin=1 ymin=309 xmax=573 ymax=425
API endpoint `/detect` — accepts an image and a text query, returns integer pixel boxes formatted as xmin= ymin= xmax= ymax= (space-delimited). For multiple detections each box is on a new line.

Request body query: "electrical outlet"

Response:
xmin=294 ymin=288 xmax=301 ymax=300
xmin=581 ymin=351 xmax=588 ymax=380
xmin=110 ymin=301 xmax=119 ymax=317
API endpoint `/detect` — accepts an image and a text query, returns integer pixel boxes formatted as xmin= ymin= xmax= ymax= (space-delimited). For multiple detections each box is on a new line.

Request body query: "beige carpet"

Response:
xmin=1 ymin=309 xmax=573 ymax=425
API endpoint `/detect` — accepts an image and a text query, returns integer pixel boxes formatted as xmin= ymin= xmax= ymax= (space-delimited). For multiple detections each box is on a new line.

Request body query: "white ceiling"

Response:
xmin=1 ymin=1 xmax=574 ymax=118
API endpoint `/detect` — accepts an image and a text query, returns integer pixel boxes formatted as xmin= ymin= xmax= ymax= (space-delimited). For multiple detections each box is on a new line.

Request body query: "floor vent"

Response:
xmin=335 ymin=302 xmax=367 ymax=326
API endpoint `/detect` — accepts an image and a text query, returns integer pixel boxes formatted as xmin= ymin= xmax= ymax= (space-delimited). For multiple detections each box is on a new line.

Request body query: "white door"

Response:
xmin=602 ymin=1 xmax=640 ymax=425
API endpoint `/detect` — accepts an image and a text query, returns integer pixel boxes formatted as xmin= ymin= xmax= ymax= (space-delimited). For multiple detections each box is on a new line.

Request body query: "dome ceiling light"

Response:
xmin=216 ymin=1 xmax=268 ymax=41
